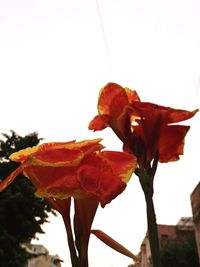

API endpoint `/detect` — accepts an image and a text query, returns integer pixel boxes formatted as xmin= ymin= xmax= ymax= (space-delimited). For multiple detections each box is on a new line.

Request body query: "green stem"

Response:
xmin=144 ymin=190 xmax=162 ymax=267
xmin=137 ymin=167 xmax=162 ymax=267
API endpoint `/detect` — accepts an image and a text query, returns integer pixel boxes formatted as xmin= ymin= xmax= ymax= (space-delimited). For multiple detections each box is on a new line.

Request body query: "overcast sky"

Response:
xmin=0 ymin=1 xmax=200 ymax=266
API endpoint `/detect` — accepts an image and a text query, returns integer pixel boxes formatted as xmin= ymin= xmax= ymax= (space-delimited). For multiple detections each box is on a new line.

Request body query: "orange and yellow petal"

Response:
xmin=99 ymin=151 xmax=137 ymax=183
xmin=23 ymin=165 xmax=78 ymax=188
xmin=0 ymin=164 xmax=25 ymax=192
xmin=10 ymin=146 xmax=40 ymax=162
xmin=10 ymin=139 xmax=103 ymax=167
xmin=29 ymin=148 xmax=84 ymax=167
xmin=28 ymin=166 xmax=81 ymax=199
xmin=75 ymin=138 xmax=104 ymax=154
xmin=9 ymin=141 xmax=76 ymax=163
xmin=1 ymin=136 xmax=137 ymax=206
xmin=98 ymin=83 xmax=124 ymax=114
xmin=98 ymin=83 xmax=129 ymax=117
xmin=124 ymin=87 xmax=140 ymax=103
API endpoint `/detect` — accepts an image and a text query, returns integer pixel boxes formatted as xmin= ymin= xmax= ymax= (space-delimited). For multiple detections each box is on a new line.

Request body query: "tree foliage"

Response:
xmin=160 ymin=234 xmax=199 ymax=267
xmin=0 ymin=131 xmax=55 ymax=267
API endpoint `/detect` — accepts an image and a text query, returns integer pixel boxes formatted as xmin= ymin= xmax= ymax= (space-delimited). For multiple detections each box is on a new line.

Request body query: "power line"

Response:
xmin=195 ymin=73 xmax=200 ymax=106
xmin=95 ymin=0 xmax=112 ymax=76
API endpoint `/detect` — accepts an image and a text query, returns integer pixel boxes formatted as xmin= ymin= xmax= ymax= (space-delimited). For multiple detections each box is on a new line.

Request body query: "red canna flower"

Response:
xmin=89 ymin=82 xmax=198 ymax=267
xmin=0 ymin=138 xmax=137 ymax=267
xmin=89 ymin=83 xmax=198 ymax=167
xmin=0 ymin=138 xmax=137 ymax=207
xmin=128 ymin=101 xmax=198 ymax=165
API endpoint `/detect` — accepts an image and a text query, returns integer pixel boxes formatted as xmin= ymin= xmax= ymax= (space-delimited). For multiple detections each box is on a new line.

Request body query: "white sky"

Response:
xmin=0 ymin=0 xmax=200 ymax=266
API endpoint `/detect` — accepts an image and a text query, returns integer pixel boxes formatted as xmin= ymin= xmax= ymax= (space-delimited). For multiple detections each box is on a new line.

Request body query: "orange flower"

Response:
xmin=130 ymin=102 xmax=198 ymax=164
xmin=89 ymin=83 xmax=140 ymax=143
xmin=0 ymin=138 xmax=137 ymax=207
xmin=0 ymin=137 xmax=137 ymax=267
xmin=89 ymin=83 xmax=198 ymax=166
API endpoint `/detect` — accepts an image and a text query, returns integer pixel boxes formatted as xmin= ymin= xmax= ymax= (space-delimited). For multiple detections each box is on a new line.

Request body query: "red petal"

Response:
xmin=80 ymin=153 xmax=127 ymax=207
xmin=98 ymin=83 xmax=128 ymax=116
xmin=166 ymin=108 xmax=198 ymax=123
xmin=23 ymin=165 xmax=80 ymax=198
xmin=78 ymin=165 xmax=101 ymax=193
xmin=88 ymin=115 xmax=109 ymax=131
xmin=158 ymin=125 xmax=190 ymax=162
xmin=131 ymin=102 xmax=198 ymax=124
xmin=100 ymin=151 xmax=137 ymax=182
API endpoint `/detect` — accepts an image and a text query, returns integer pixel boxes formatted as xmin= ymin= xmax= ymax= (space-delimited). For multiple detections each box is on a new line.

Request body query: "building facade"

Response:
xmin=191 ymin=182 xmax=200 ymax=263
xmin=24 ymin=243 xmax=63 ymax=267
xmin=139 ymin=217 xmax=195 ymax=267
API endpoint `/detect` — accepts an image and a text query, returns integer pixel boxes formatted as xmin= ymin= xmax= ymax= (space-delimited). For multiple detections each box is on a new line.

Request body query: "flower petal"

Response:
xmin=29 ymin=148 xmax=84 ymax=167
xmin=88 ymin=115 xmax=109 ymax=131
xmin=77 ymin=165 xmax=101 ymax=193
xmin=1 ymin=138 xmax=135 ymax=206
xmin=23 ymin=165 xmax=81 ymax=199
xmin=158 ymin=125 xmax=190 ymax=162
xmin=98 ymin=83 xmax=128 ymax=116
xmin=99 ymin=151 xmax=137 ymax=183
xmin=0 ymin=164 xmax=24 ymax=192
xmin=9 ymin=141 xmax=76 ymax=162
xmin=166 ymin=108 xmax=199 ymax=123
xmin=131 ymin=102 xmax=198 ymax=124
xmin=124 ymin=87 xmax=140 ymax=103
xmin=71 ymin=138 xmax=103 ymax=154
xmin=79 ymin=152 xmax=127 ymax=207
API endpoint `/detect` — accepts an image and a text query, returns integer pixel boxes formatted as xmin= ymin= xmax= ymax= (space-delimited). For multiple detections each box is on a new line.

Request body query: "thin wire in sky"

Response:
xmin=195 ymin=73 xmax=200 ymax=106
xmin=95 ymin=0 xmax=113 ymax=77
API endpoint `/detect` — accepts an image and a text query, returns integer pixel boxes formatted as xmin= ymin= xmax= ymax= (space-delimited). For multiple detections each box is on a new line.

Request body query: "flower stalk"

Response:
xmin=136 ymin=166 xmax=161 ymax=267
xmin=144 ymin=188 xmax=161 ymax=267
xmin=63 ymin=214 xmax=80 ymax=267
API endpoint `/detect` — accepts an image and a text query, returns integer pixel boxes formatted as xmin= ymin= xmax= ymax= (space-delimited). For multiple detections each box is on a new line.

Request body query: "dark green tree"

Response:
xmin=0 ymin=131 xmax=55 ymax=267
xmin=160 ymin=234 xmax=199 ymax=267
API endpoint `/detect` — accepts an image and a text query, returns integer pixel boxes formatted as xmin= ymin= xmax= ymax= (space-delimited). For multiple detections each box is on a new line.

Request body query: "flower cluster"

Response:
xmin=0 ymin=82 xmax=198 ymax=267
